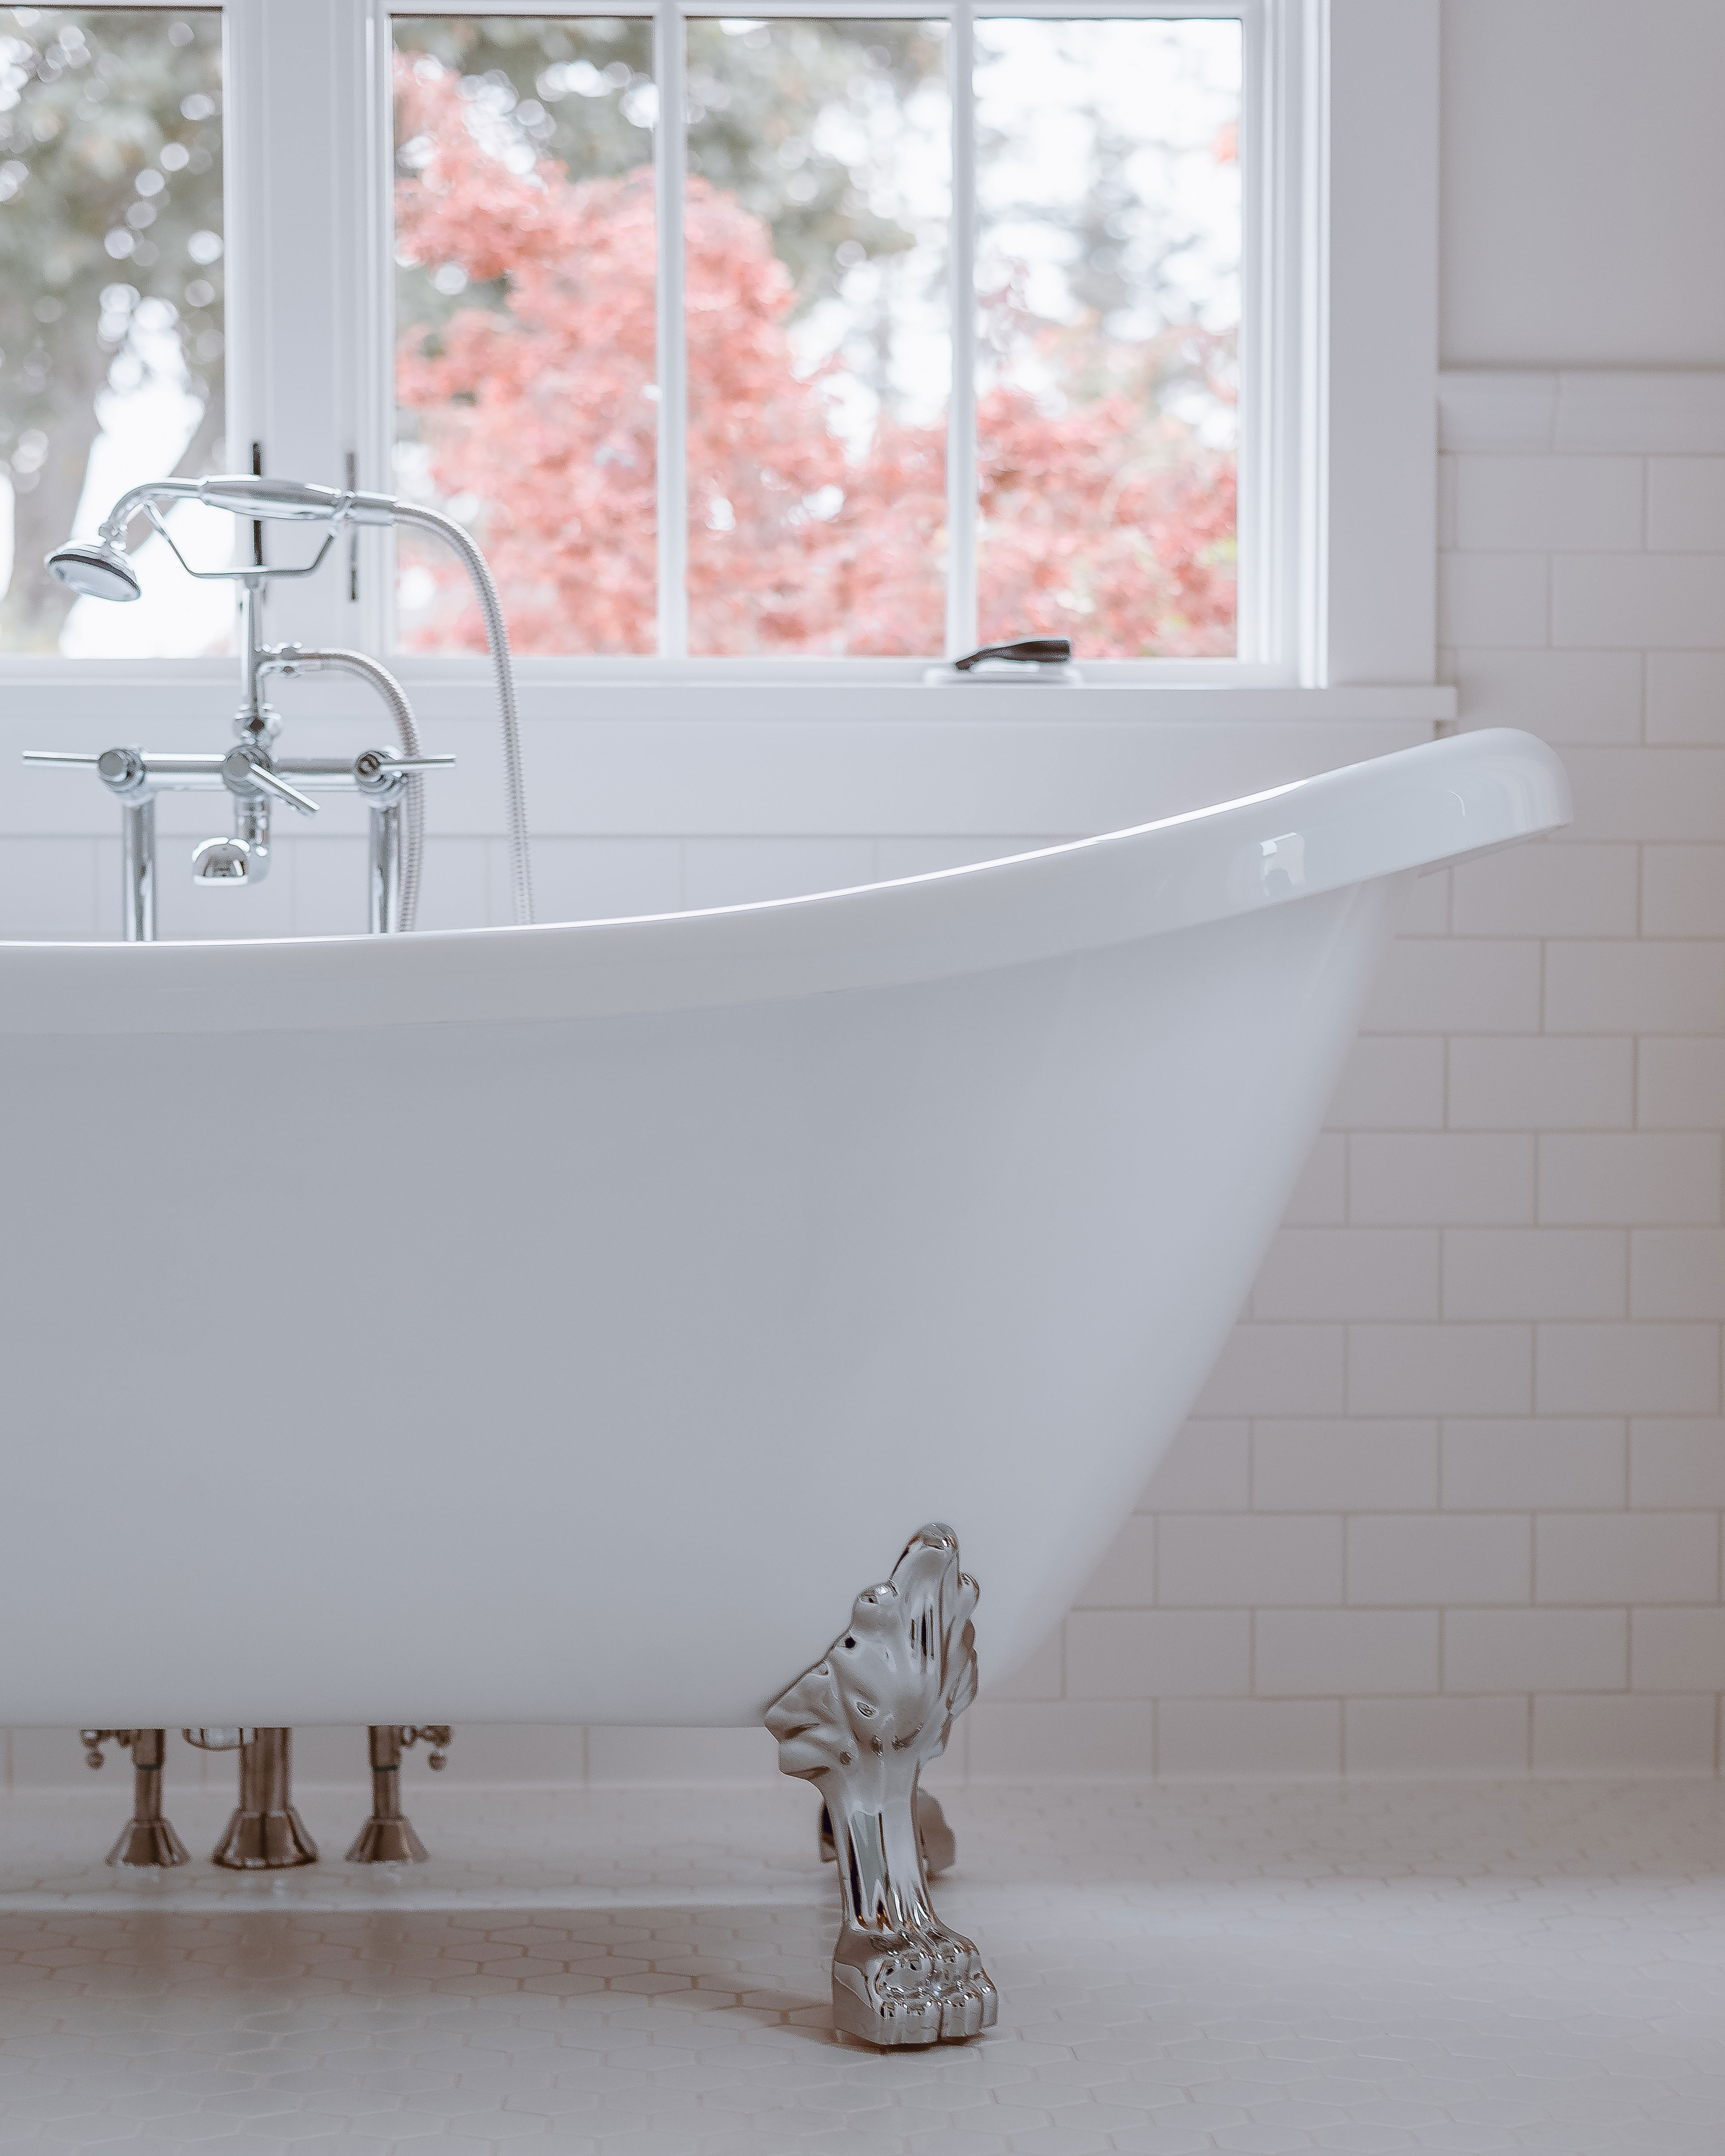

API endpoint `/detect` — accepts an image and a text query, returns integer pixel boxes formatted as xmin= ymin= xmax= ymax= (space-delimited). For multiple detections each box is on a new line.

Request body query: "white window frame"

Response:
xmin=5 ymin=0 xmax=1450 ymax=838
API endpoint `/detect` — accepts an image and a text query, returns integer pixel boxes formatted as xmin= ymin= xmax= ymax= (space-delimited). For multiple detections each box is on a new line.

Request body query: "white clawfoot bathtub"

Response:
xmin=0 ymin=727 xmax=1566 ymax=1730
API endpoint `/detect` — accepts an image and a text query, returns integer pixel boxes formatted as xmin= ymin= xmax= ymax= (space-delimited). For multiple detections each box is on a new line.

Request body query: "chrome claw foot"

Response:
xmin=916 ymin=1789 xmax=957 ymax=1877
xmin=768 ymin=1522 xmax=997 ymax=2049
xmin=833 ymin=1923 xmax=997 ymax=2047
xmin=820 ymin=1788 xmax=956 ymax=1878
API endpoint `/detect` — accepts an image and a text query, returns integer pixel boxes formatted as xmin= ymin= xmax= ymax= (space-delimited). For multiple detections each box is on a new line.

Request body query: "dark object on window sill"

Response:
xmin=952 ymin=639 xmax=1073 ymax=671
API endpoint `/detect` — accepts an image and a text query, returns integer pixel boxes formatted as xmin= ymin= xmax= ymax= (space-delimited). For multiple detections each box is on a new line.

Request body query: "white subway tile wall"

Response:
xmin=4 ymin=371 xmax=1723 ymax=1790
xmin=980 ymin=370 xmax=1725 ymax=1783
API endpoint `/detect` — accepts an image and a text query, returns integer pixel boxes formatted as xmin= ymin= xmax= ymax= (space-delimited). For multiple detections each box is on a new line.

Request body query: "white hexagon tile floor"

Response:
xmin=0 ymin=1773 xmax=1724 ymax=2152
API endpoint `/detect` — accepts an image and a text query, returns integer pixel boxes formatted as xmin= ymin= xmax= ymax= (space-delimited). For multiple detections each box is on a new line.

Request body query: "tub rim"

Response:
xmin=0 ymin=727 xmax=1568 ymax=1036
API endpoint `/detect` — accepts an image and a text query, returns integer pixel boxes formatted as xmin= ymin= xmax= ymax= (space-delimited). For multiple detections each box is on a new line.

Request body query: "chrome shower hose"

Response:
xmin=393 ymin=501 xmax=535 ymax=928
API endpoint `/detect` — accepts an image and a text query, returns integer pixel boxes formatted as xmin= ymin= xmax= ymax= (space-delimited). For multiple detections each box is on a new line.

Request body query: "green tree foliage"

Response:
xmin=0 ymin=6 xmax=223 ymax=649
xmin=684 ymin=18 xmax=943 ymax=310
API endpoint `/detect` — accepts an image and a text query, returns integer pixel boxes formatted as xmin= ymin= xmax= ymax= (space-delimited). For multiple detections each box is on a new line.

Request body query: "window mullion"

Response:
xmin=945 ymin=1 xmax=977 ymax=660
xmin=654 ymin=4 xmax=689 ymax=659
xmin=223 ymin=0 xmax=357 ymax=653
xmin=221 ymin=0 xmax=265 ymax=530
xmin=357 ymin=0 xmax=396 ymax=658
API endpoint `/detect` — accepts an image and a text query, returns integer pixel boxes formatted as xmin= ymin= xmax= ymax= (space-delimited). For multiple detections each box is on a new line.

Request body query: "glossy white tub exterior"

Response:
xmin=0 ymin=728 xmax=1568 ymax=1730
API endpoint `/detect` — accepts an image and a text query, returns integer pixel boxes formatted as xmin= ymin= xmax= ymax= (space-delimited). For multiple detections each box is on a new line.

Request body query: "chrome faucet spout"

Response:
xmin=260 ymin=646 xmax=431 ymax=930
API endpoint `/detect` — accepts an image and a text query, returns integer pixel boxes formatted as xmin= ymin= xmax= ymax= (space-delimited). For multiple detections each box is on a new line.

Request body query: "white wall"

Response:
xmin=1442 ymin=0 xmax=1725 ymax=368
xmin=980 ymin=366 xmax=1725 ymax=1783
xmin=964 ymin=0 xmax=1725 ymax=1783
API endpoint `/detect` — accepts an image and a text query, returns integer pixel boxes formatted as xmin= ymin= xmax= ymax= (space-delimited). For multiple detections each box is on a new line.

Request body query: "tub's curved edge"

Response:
xmin=0 ymin=727 xmax=1569 ymax=1035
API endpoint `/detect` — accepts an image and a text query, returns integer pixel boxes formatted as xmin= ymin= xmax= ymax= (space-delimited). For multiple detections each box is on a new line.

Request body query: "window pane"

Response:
xmin=975 ymin=18 xmax=1240 ymax=658
xmin=392 ymin=15 xmax=656 ymax=654
xmin=0 ymin=7 xmax=226 ymax=656
xmin=686 ymin=18 xmax=948 ymax=657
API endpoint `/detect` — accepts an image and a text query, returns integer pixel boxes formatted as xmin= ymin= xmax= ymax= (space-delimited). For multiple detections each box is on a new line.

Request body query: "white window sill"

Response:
xmin=0 ymin=657 xmax=1454 ymax=726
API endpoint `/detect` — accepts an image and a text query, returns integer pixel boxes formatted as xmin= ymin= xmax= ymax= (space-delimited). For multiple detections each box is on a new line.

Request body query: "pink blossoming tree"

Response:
xmin=394 ymin=60 xmax=1236 ymax=657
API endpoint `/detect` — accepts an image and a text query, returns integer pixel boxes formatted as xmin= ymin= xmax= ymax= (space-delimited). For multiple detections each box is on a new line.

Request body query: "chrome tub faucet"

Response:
xmin=27 ymin=570 xmax=452 ymax=940
xmin=33 ymin=455 xmax=528 ymax=927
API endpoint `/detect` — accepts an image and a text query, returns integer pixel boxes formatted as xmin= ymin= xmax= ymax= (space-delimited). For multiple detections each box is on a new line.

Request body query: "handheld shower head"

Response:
xmin=190 ymin=474 xmax=397 ymax=526
xmin=71 ymin=474 xmax=394 ymax=558
xmin=46 ymin=540 xmax=142 ymax=604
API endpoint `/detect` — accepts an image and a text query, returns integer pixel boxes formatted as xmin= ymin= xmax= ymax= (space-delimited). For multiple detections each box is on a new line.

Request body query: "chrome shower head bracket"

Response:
xmin=141 ymin=501 xmax=336 ymax=585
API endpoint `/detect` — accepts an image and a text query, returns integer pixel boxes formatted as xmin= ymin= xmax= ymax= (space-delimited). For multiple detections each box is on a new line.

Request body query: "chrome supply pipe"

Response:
xmin=346 ymin=1725 xmax=450 ymax=1864
xmin=80 ymin=1729 xmax=188 ymax=1869
xmin=346 ymin=1725 xmax=427 ymax=1864
xmin=368 ymin=783 xmax=403 ymax=936
xmin=120 ymin=798 xmax=155 ymax=943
